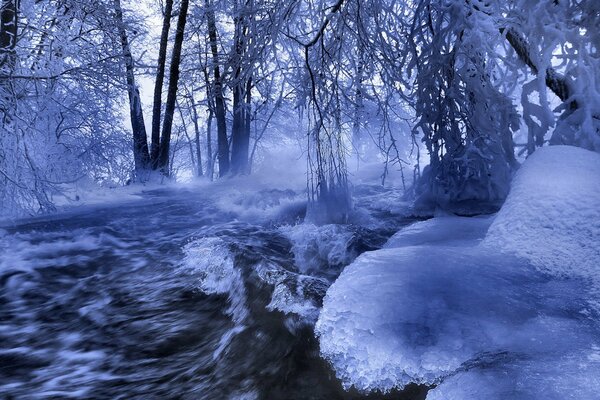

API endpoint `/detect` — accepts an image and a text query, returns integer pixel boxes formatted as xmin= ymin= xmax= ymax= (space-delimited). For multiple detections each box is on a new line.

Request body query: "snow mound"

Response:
xmin=484 ymin=145 xmax=600 ymax=279
xmin=316 ymin=145 xmax=600 ymax=397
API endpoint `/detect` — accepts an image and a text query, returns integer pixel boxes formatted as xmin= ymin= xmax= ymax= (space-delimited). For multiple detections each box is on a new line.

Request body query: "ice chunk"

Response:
xmin=316 ymin=245 xmax=597 ymax=393
xmin=256 ymin=261 xmax=329 ymax=322
xmin=484 ymin=145 xmax=600 ymax=279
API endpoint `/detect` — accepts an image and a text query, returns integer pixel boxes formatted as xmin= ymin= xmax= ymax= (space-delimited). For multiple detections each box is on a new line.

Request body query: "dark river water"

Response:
xmin=0 ymin=185 xmax=426 ymax=399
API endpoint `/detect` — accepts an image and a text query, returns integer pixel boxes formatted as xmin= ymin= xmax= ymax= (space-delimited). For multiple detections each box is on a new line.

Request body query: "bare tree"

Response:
xmin=150 ymin=0 xmax=174 ymax=169
xmin=113 ymin=0 xmax=151 ymax=176
xmin=156 ymin=0 xmax=190 ymax=175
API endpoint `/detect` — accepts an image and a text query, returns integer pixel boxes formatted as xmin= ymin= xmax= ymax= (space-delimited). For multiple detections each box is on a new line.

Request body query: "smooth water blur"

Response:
xmin=0 ymin=185 xmax=423 ymax=399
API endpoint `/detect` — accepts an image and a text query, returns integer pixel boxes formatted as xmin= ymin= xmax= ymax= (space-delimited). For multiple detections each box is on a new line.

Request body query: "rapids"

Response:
xmin=0 ymin=184 xmax=423 ymax=399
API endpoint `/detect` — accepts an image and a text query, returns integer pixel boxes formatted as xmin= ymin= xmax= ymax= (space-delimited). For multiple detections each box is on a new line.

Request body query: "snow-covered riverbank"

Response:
xmin=316 ymin=146 xmax=600 ymax=399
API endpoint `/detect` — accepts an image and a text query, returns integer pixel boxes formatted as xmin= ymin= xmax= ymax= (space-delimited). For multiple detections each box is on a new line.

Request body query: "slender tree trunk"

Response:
xmin=0 ymin=0 xmax=18 ymax=126
xmin=352 ymin=47 xmax=364 ymax=148
xmin=0 ymin=0 xmax=18 ymax=72
xmin=150 ymin=0 xmax=173 ymax=169
xmin=113 ymin=0 xmax=150 ymax=175
xmin=205 ymin=0 xmax=229 ymax=176
xmin=188 ymin=95 xmax=204 ymax=177
xmin=244 ymin=77 xmax=251 ymax=170
xmin=230 ymin=77 xmax=252 ymax=174
xmin=231 ymin=83 xmax=244 ymax=174
xmin=202 ymin=65 xmax=214 ymax=180
xmin=206 ymin=108 xmax=214 ymax=180
xmin=156 ymin=0 xmax=189 ymax=175
xmin=177 ymin=98 xmax=196 ymax=174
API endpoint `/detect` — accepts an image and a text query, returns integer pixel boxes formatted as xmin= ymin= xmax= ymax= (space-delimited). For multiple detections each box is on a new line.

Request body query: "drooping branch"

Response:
xmin=0 ymin=0 xmax=18 ymax=71
xmin=501 ymin=27 xmax=572 ymax=104
xmin=304 ymin=0 xmax=344 ymax=48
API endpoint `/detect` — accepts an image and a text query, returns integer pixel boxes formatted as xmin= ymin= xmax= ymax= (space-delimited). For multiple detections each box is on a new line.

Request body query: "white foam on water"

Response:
xmin=181 ymin=237 xmax=249 ymax=324
xmin=213 ymin=325 xmax=247 ymax=361
xmin=256 ymin=261 xmax=329 ymax=323
xmin=181 ymin=237 xmax=250 ymax=361
xmin=279 ymin=223 xmax=355 ymax=273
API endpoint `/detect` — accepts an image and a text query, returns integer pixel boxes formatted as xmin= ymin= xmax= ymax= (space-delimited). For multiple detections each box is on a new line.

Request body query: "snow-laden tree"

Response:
xmin=500 ymin=0 xmax=599 ymax=152
xmin=1 ymin=0 xmax=598 ymax=217
xmin=405 ymin=0 xmax=520 ymax=211
xmin=351 ymin=0 xmax=599 ymax=211
xmin=0 ymin=0 xmax=136 ymax=215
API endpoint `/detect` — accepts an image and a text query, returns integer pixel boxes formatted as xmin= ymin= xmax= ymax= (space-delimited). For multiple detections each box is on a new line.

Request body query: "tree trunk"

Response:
xmin=113 ymin=0 xmax=150 ymax=175
xmin=150 ymin=0 xmax=173 ymax=169
xmin=230 ymin=6 xmax=252 ymax=176
xmin=188 ymin=94 xmax=204 ymax=177
xmin=230 ymin=78 xmax=251 ymax=174
xmin=230 ymin=84 xmax=244 ymax=174
xmin=205 ymin=0 xmax=229 ymax=176
xmin=244 ymin=77 xmax=251 ymax=169
xmin=0 ymin=0 xmax=18 ymax=125
xmin=502 ymin=27 xmax=572 ymax=104
xmin=206 ymin=110 xmax=214 ymax=180
xmin=0 ymin=0 xmax=18 ymax=72
xmin=177 ymin=98 xmax=197 ymax=175
xmin=156 ymin=0 xmax=189 ymax=175
xmin=352 ymin=47 xmax=364 ymax=147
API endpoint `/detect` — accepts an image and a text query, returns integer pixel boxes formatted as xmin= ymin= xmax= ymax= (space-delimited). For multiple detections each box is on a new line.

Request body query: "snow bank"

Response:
xmin=384 ymin=215 xmax=493 ymax=248
xmin=316 ymin=145 xmax=600 ymax=397
xmin=427 ymin=352 xmax=600 ymax=400
xmin=316 ymin=245 xmax=597 ymax=393
xmin=484 ymin=145 xmax=600 ymax=279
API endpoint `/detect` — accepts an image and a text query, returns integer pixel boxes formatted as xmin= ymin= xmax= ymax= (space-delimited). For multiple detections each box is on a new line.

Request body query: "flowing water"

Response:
xmin=0 ymin=184 xmax=425 ymax=399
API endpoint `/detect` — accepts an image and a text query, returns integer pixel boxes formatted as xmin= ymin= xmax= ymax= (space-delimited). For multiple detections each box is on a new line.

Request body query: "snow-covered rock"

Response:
xmin=316 ymin=146 xmax=600 ymax=398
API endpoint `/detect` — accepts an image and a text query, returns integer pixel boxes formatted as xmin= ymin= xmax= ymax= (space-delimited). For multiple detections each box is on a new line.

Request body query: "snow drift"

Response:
xmin=484 ymin=145 xmax=600 ymax=280
xmin=316 ymin=146 xmax=600 ymax=398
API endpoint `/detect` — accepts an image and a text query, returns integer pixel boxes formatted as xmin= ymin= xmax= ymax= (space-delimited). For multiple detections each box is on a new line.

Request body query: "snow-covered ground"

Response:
xmin=316 ymin=145 xmax=600 ymax=399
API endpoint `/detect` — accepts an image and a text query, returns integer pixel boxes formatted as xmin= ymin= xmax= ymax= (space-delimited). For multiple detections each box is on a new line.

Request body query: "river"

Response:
xmin=0 ymin=184 xmax=426 ymax=399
